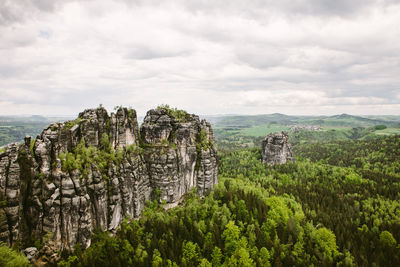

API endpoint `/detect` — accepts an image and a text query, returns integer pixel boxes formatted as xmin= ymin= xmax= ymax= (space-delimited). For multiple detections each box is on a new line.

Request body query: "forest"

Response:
xmin=51 ymin=135 xmax=400 ymax=266
xmin=2 ymin=0 xmax=400 ymax=265
xmin=1 ymin=114 xmax=400 ymax=266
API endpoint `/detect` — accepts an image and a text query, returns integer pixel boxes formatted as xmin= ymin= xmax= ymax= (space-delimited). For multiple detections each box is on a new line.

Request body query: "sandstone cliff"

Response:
xmin=261 ymin=131 xmax=295 ymax=165
xmin=0 ymin=106 xmax=218 ymax=251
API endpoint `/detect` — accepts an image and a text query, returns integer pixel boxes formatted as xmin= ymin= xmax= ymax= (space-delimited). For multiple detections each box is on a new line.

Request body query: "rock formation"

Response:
xmin=0 ymin=106 xmax=218 ymax=254
xmin=261 ymin=131 xmax=295 ymax=165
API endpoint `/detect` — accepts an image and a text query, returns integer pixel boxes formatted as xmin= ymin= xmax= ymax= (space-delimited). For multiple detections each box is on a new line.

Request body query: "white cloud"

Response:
xmin=0 ymin=0 xmax=399 ymax=116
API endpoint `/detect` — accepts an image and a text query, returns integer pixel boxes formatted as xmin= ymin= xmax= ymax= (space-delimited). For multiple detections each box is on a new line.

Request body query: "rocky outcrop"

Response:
xmin=0 ymin=106 xmax=218 ymax=252
xmin=141 ymin=109 xmax=218 ymax=201
xmin=261 ymin=131 xmax=295 ymax=165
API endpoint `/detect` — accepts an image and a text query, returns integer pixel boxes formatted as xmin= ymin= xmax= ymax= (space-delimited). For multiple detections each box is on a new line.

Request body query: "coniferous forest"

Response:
xmin=51 ymin=135 xmax=400 ymax=266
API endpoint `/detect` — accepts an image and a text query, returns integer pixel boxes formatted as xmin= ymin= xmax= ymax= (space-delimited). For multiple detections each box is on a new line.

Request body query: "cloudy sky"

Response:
xmin=1 ymin=0 xmax=400 ymax=116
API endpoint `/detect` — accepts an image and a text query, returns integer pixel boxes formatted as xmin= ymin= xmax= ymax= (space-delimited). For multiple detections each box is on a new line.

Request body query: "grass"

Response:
xmin=374 ymin=128 xmax=400 ymax=135
xmin=240 ymin=124 xmax=290 ymax=137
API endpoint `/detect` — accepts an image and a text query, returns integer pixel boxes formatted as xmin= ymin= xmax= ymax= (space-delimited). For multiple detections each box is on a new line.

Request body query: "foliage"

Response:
xmin=65 ymin=118 xmax=83 ymax=130
xmin=2 ymin=111 xmax=397 ymax=266
xmin=0 ymin=243 xmax=30 ymax=267
xmin=310 ymin=227 xmax=338 ymax=262
xmin=219 ymin=136 xmax=400 ymax=266
xmin=65 ymin=120 xmax=76 ymax=130
xmin=58 ymin=134 xmax=400 ymax=266
xmin=59 ymin=134 xmax=141 ymax=180
xmin=379 ymin=231 xmax=397 ymax=248
xmin=293 ymin=135 xmax=400 ymax=176
xmin=30 ymin=138 xmax=35 ymax=156
xmin=196 ymin=130 xmax=213 ymax=151
xmin=61 ymin=176 xmax=345 ymax=266
xmin=156 ymin=104 xmax=190 ymax=123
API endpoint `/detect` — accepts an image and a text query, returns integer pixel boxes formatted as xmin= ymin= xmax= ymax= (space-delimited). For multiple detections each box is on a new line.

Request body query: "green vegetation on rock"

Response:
xmin=59 ymin=134 xmax=140 ymax=179
xmin=157 ymin=104 xmax=191 ymax=123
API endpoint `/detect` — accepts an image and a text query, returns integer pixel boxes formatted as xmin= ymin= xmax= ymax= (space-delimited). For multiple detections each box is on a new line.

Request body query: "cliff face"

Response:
xmin=0 ymin=107 xmax=218 ymax=251
xmin=261 ymin=131 xmax=295 ymax=165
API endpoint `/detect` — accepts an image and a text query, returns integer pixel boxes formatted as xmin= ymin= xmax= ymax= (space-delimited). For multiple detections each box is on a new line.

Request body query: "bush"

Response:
xmin=0 ymin=243 xmax=29 ymax=267
xmin=380 ymin=231 xmax=397 ymax=247
xmin=156 ymin=104 xmax=190 ymax=123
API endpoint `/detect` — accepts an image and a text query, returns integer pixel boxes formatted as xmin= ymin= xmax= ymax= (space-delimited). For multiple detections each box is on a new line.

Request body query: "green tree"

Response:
xmin=211 ymin=247 xmax=223 ymax=266
xmin=311 ymin=227 xmax=338 ymax=262
xmin=226 ymin=247 xmax=254 ymax=267
xmin=182 ymin=241 xmax=200 ymax=266
xmin=222 ymin=221 xmax=241 ymax=257
xmin=258 ymin=247 xmax=271 ymax=267
xmin=198 ymin=258 xmax=212 ymax=267
xmin=380 ymin=231 xmax=397 ymax=247
xmin=152 ymin=249 xmax=163 ymax=267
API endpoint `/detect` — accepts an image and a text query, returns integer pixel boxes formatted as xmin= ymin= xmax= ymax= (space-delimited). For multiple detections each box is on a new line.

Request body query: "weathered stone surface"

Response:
xmin=261 ymin=131 xmax=295 ymax=165
xmin=0 ymin=106 xmax=218 ymax=252
xmin=141 ymin=108 xmax=218 ymax=202
xmin=24 ymin=246 xmax=38 ymax=261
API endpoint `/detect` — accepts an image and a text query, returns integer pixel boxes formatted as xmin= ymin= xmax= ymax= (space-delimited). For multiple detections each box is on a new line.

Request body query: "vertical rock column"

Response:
xmin=140 ymin=108 xmax=218 ymax=204
xmin=196 ymin=120 xmax=218 ymax=196
xmin=261 ymin=131 xmax=295 ymax=165
xmin=0 ymin=144 xmax=21 ymax=246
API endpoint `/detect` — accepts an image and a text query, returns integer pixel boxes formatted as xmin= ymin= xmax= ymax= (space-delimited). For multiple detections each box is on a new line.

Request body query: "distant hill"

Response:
xmin=0 ymin=115 xmax=73 ymax=146
xmin=207 ymin=113 xmax=299 ymax=127
xmin=207 ymin=113 xmax=400 ymax=128
xmin=309 ymin=114 xmax=398 ymax=127
xmin=1 ymin=113 xmax=400 ymax=147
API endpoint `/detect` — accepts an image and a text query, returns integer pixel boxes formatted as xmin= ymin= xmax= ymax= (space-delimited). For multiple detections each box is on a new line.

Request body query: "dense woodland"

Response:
xmin=1 ymin=114 xmax=400 ymax=266
xmin=50 ymin=135 xmax=400 ymax=266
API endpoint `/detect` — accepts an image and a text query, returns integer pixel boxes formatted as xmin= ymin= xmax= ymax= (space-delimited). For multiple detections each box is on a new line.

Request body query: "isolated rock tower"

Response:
xmin=261 ymin=131 xmax=295 ymax=165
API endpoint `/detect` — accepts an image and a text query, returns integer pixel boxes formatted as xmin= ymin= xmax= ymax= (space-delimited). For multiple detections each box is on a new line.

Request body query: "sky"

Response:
xmin=0 ymin=0 xmax=400 ymax=117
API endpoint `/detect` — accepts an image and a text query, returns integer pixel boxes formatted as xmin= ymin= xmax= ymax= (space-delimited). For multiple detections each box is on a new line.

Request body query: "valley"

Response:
xmin=1 ymin=110 xmax=399 ymax=266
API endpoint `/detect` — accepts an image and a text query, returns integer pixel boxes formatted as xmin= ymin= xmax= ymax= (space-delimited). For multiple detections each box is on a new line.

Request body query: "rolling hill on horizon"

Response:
xmin=204 ymin=113 xmax=400 ymax=128
xmin=1 ymin=112 xmax=400 ymax=148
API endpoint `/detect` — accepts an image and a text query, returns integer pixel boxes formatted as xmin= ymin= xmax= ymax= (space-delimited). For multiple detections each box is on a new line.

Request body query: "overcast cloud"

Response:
xmin=0 ymin=0 xmax=399 ymax=116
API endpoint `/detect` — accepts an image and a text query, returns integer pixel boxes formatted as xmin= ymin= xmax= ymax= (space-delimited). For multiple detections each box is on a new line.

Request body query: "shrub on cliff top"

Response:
xmin=157 ymin=104 xmax=190 ymax=123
